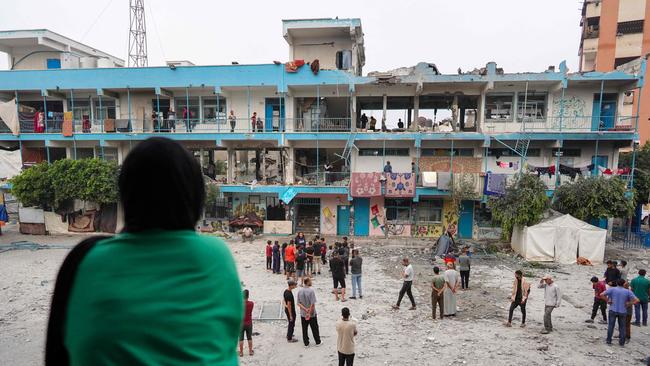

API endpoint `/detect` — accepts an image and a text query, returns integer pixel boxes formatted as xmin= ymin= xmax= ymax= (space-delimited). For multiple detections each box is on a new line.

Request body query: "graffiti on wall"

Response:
xmin=411 ymin=223 xmax=444 ymax=238
xmin=386 ymin=223 xmax=405 ymax=236
xmin=322 ymin=206 xmax=335 ymax=232
xmin=552 ymin=95 xmax=586 ymax=118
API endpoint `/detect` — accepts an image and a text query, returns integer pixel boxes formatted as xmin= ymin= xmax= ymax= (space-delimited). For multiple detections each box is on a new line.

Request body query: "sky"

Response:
xmin=0 ymin=0 xmax=584 ymax=74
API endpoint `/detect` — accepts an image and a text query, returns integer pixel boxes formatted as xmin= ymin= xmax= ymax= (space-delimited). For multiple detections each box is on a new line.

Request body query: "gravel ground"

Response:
xmin=1 ymin=225 xmax=649 ymax=365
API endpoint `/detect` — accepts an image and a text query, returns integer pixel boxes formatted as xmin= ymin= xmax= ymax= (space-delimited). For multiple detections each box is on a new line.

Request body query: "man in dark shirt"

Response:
xmin=350 ymin=249 xmax=363 ymax=299
xmin=305 ymin=242 xmax=315 ymax=277
xmin=604 ymin=260 xmax=622 ymax=286
xmin=312 ymin=240 xmax=322 ymax=275
xmin=330 ymin=251 xmax=347 ymax=302
xmin=283 ymin=280 xmax=299 ymax=343
xmin=296 ymin=248 xmax=307 ymax=286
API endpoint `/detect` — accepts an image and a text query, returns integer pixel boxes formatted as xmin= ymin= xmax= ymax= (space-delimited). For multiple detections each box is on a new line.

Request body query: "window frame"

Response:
xmin=416 ymin=199 xmax=443 ymax=223
xmin=485 ymin=94 xmax=515 ymax=122
xmin=385 ymin=198 xmax=412 ymax=222
xmin=516 ymin=93 xmax=547 ymax=121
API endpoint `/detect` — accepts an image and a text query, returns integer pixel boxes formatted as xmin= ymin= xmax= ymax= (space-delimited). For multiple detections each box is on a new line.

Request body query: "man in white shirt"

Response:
xmin=336 ymin=307 xmax=357 ymax=366
xmin=392 ymin=258 xmax=416 ymax=310
xmin=538 ymin=274 xmax=562 ymax=334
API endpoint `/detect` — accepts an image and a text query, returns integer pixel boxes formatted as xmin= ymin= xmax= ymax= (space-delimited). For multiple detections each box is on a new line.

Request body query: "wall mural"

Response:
xmin=322 ymin=206 xmax=335 ymax=232
xmin=411 ymin=223 xmax=444 ymax=238
xmin=386 ymin=223 xmax=406 ymax=236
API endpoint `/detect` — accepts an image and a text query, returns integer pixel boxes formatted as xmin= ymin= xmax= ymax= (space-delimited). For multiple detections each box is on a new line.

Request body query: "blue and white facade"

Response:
xmin=0 ymin=19 xmax=644 ymax=238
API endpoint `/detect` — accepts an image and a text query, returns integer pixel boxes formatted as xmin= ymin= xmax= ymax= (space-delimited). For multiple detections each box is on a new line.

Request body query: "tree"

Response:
xmin=552 ymin=176 xmax=634 ymax=221
xmin=445 ymin=173 xmax=480 ymax=226
xmin=488 ymin=173 xmax=549 ymax=241
xmin=10 ymin=158 xmax=119 ymax=211
xmin=9 ymin=162 xmax=54 ymax=209
xmin=619 ymin=142 xmax=650 ymax=204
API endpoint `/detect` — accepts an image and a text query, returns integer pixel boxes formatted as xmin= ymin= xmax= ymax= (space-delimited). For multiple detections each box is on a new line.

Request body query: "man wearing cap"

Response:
xmin=283 ymin=280 xmax=299 ymax=343
xmin=538 ymin=274 xmax=561 ymax=334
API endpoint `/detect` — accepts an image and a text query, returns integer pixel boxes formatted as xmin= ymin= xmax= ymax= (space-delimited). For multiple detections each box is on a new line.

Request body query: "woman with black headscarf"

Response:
xmin=46 ymin=137 xmax=243 ymax=365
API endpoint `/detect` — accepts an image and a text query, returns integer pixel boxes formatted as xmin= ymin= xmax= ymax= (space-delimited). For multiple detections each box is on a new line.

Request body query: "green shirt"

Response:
xmin=432 ymin=274 xmax=446 ymax=290
xmin=631 ymin=275 xmax=650 ymax=302
xmin=65 ymin=230 xmax=243 ymax=366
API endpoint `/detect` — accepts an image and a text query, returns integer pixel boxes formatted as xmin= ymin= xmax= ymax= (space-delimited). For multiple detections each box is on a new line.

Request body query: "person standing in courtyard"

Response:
xmin=392 ymin=257 xmax=416 ymax=310
xmin=586 ymin=276 xmax=608 ymax=324
xmin=620 ymin=260 xmax=629 ymax=282
xmin=305 ymin=241 xmax=315 ymax=277
xmin=330 ymin=251 xmax=347 ymax=302
xmin=297 ymin=278 xmax=322 ymax=347
xmin=282 ymin=242 xmax=288 ymax=275
xmin=350 ymin=249 xmax=363 ymax=300
xmin=538 ymin=274 xmax=562 ymax=334
xmin=458 ymin=247 xmax=471 ymax=290
xmin=296 ymin=246 xmax=307 ymax=286
xmin=342 ymin=242 xmax=350 ymax=275
xmin=630 ymin=269 xmax=649 ymax=326
xmin=283 ymin=280 xmax=299 ymax=343
xmin=265 ymin=241 xmax=273 ymax=271
xmin=443 ymin=262 xmax=460 ymax=316
xmin=46 ymin=137 xmax=243 ymax=365
xmin=506 ymin=270 xmax=530 ymax=328
xmin=336 ymin=307 xmax=357 ymax=366
xmin=296 ymin=232 xmax=307 ymax=247
xmin=272 ymin=241 xmax=281 ymax=274
xmin=239 ymin=290 xmax=254 ymax=357
xmin=431 ymin=266 xmax=445 ymax=320
xmin=600 ymin=279 xmax=638 ymax=346
xmin=312 ymin=239 xmax=322 ymax=275
xmin=285 ymin=241 xmax=296 ymax=281
xmin=604 ymin=260 xmax=621 ymax=286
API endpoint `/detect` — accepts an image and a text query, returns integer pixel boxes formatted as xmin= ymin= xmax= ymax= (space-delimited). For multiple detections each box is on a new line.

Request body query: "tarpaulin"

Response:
xmin=384 ymin=173 xmax=415 ymax=198
xmin=350 ymin=172 xmax=382 ymax=197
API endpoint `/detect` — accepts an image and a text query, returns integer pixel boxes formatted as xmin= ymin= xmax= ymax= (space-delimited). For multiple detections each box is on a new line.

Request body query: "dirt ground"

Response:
xmin=1 ymin=224 xmax=649 ymax=366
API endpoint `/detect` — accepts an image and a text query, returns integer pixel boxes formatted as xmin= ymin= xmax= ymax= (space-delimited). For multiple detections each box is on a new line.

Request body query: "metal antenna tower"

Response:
xmin=128 ymin=0 xmax=148 ymax=67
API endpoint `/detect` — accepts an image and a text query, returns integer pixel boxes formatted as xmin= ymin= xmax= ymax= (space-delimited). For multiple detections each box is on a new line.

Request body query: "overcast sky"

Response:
xmin=0 ymin=0 xmax=584 ymax=74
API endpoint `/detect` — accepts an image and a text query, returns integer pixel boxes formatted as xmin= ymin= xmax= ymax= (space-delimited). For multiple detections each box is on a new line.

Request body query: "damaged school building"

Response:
xmin=0 ymin=19 xmax=645 ymax=238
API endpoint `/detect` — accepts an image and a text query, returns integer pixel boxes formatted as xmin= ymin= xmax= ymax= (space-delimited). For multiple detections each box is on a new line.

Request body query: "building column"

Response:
xmin=451 ymin=95 xmax=459 ymax=131
xmin=382 ymin=94 xmax=387 ymax=127
xmin=284 ymin=93 xmax=294 ymax=132
xmin=412 ymin=95 xmax=419 ymax=131
xmin=478 ymin=89 xmax=486 ymax=132
xmin=285 ymin=146 xmax=295 ymax=184
xmin=350 ymin=93 xmax=357 ymax=132
xmin=227 ymin=148 xmax=235 ymax=184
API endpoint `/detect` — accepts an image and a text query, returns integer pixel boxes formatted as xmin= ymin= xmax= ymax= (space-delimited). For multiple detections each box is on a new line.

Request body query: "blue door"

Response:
xmin=591 ymin=155 xmax=608 ymax=176
xmin=353 ymin=198 xmax=370 ymax=236
xmin=265 ymin=98 xmax=285 ymax=132
xmin=592 ymin=95 xmax=617 ymax=131
xmin=337 ymin=205 xmax=350 ymax=236
xmin=458 ymin=200 xmax=474 ymax=239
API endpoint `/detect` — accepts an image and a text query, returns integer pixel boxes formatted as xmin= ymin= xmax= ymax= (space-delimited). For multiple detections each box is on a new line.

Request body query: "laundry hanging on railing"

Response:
xmin=526 ymin=165 xmax=556 ymax=178
xmin=599 ymin=167 xmax=631 ymax=176
xmin=484 ymin=172 xmax=508 ymax=196
xmin=496 ymin=161 xmax=519 ymax=170
xmin=284 ymin=59 xmax=305 ymax=73
xmin=384 ymin=173 xmax=415 ymax=198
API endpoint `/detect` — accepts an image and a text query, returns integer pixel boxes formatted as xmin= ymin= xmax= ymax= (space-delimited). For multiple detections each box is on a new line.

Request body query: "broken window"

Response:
xmin=336 ymin=50 xmax=353 ymax=70
xmin=416 ymin=199 xmax=443 ymax=223
xmin=615 ymin=56 xmax=638 ymax=68
xmin=295 ymin=148 xmax=348 ymax=185
xmin=617 ymin=20 xmax=644 ymax=35
xmin=296 ymin=97 xmax=350 ymax=131
xmin=584 ymin=17 xmax=600 ymax=38
xmin=385 ymin=199 xmax=412 ymax=221
xmin=517 ymin=93 xmax=546 ymax=121
xmin=358 ymin=148 xmax=409 ymax=156
xmin=485 ymin=94 xmax=514 ymax=121
xmin=93 ymin=99 xmax=116 ymax=119
xmin=202 ymin=97 xmax=226 ymax=123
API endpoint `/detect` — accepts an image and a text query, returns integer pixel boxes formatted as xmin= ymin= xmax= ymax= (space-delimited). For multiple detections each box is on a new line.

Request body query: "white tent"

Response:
xmin=511 ymin=214 xmax=606 ymax=264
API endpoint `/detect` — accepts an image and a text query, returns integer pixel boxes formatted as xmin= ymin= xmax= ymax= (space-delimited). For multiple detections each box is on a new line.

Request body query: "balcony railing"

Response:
xmin=294 ymin=118 xmax=351 ymax=132
xmin=295 ymin=171 xmax=350 ymax=186
xmin=484 ymin=115 xmax=636 ymax=133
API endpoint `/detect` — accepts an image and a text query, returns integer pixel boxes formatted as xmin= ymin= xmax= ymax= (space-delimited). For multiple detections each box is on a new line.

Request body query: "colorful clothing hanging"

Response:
xmin=350 ymin=172 xmax=382 ymax=197
xmin=384 ymin=173 xmax=415 ymax=198
xmin=484 ymin=172 xmax=508 ymax=196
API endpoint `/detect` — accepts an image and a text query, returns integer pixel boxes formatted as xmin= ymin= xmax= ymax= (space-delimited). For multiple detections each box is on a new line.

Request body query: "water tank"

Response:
xmin=97 ymin=58 xmax=114 ymax=68
xmin=80 ymin=57 xmax=97 ymax=68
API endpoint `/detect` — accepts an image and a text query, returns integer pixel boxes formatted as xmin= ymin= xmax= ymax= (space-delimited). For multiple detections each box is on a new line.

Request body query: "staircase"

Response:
xmin=336 ymin=132 xmax=358 ymax=167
